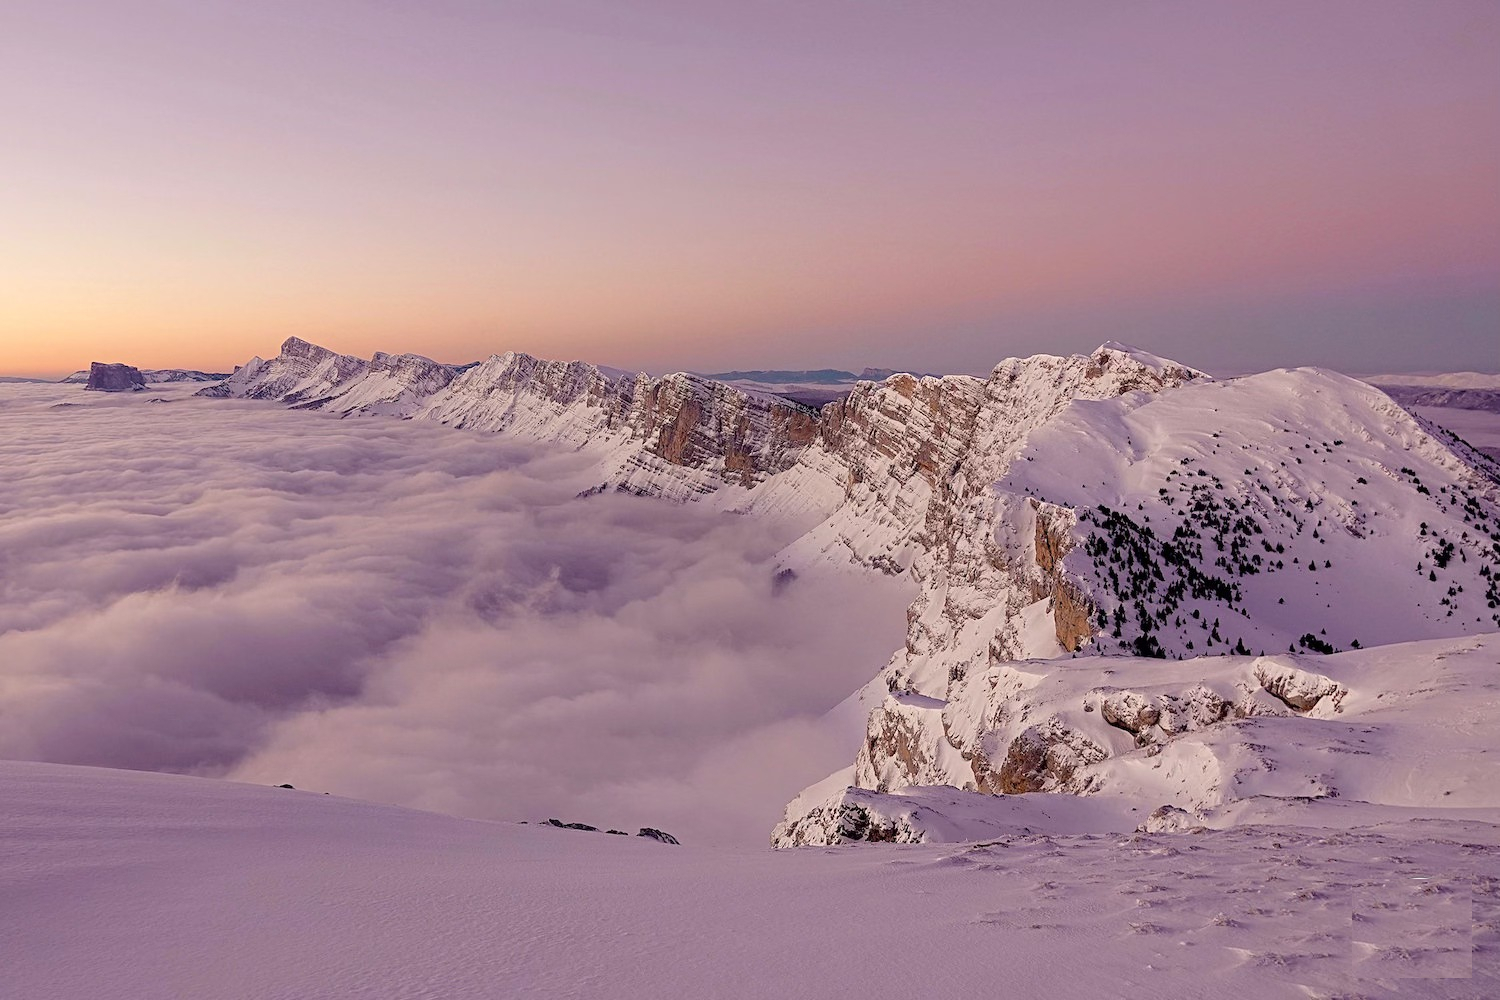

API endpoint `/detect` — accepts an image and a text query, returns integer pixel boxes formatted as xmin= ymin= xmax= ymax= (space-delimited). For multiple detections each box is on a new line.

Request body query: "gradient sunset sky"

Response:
xmin=2 ymin=1 xmax=1497 ymax=378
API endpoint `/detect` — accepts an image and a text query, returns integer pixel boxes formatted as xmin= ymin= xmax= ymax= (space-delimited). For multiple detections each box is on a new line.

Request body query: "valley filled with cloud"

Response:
xmin=0 ymin=385 xmax=910 ymax=844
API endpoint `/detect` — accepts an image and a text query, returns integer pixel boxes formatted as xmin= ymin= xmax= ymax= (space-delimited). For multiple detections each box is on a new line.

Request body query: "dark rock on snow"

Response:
xmin=544 ymin=819 xmax=599 ymax=832
xmin=637 ymin=827 xmax=680 ymax=845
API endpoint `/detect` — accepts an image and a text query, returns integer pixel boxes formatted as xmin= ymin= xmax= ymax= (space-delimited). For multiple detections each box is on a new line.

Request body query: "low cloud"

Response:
xmin=0 ymin=386 xmax=909 ymax=843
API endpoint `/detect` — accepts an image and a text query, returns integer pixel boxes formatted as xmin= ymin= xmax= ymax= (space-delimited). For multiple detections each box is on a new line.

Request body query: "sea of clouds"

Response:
xmin=0 ymin=384 xmax=910 ymax=844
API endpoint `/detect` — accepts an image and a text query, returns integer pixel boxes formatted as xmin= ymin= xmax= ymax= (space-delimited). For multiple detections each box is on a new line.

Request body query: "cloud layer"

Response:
xmin=0 ymin=385 xmax=910 ymax=844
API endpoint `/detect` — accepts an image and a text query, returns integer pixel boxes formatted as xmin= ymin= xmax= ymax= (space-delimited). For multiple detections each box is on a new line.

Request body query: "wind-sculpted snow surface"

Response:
xmin=0 ymin=383 xmax=913 ymax=845
xmin=2 ymin=759 xmax=1495 ymax=999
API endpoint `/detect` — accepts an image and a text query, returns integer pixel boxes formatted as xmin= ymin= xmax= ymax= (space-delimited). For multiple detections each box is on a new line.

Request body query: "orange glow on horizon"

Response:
xmin=2 ymin=2 xmax=1496 ymax=377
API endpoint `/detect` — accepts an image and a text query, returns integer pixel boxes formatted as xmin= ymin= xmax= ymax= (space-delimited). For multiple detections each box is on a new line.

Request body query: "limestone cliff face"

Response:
xmin=416 ymin=355 xmax=822 ymax=493
xmin=205 ymin=338 xmax=826 ymax=500
xmin=791 ymin=345 xmax=1206 ymax=802
xmin=757 ymin=371 xmax=988 ymax=577
xmin=1030 ymin=502 xmax=1094 ymax=653
xmin=633 ymin=373 xmax=819 ymax=485
xmin=85 ymin=363 xmax=146 ymax=392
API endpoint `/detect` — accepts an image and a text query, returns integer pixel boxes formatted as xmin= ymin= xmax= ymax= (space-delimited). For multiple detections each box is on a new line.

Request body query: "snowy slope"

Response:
xmin=1415 ymin=406 xmax=1500 ymax=462
xmin=2 ymin=759 xmax=1495 ymax=1000
xmin=778 ymin=633 xmax=1500 ymax=843
xmin=1362 ymin=372 xmax=1500 ymax=391
xmin=1003 ymin=366 xmax=1500 ymax=656
xmin=1360 ymin=374 xmax=1500 ymax=459
xmin=776 ymin=363 xmax=1499 ymax=843
xmin=205 ymin=337 xmax=831 ymax=509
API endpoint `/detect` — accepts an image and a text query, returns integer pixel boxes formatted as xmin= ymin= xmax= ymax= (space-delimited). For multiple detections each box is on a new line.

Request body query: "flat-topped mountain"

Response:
xmin=83 ymin=362 xmax=146 ymax=392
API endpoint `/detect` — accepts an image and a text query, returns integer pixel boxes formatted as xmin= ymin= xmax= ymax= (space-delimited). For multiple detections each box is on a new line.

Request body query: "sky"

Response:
xmin=1 ymin=0 xmax=1497 ymax=378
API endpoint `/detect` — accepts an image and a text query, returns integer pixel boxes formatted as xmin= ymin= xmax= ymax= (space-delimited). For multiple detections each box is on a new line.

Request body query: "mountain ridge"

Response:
xmin=200 ymin=336 xmax=1500 ymax=845
xmin=62 ymin=367 xmax=231 ymax=384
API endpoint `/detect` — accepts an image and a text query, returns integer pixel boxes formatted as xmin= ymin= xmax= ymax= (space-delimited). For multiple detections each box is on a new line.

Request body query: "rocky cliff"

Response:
xmin=774 ymin=358 xmax=1500 ymax=845
xmin=203 ymin=337 xmax=830 ymax=505
xmin=84 ymin=363 xmax=146 ymax=392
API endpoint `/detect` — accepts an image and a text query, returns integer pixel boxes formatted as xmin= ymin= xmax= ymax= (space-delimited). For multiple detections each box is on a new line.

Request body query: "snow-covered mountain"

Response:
xmin=775 ymin=367 xmax=1499 ymax=843
xmin=202 ymin=336 xmax=828 ymax=506
xmin=205 ymin=336 xmax=1500 ymax=849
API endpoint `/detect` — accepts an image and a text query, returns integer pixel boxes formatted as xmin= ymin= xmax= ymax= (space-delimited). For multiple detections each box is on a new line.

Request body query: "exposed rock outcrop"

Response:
xmin=1031 ymin=502 xmax=1094 ymax=652
xmin=1137 ymin=804 xmax=1204 ymax=834
xmin=637 ymin=827 xmax=680 ymax=845
xmin=84 ymin=362 xmax=146 ymax=392
xmin=1253 ymin=660 xmax=1346 ymax=713
xmin=771 ymin=784 xmax=1134 ymax=846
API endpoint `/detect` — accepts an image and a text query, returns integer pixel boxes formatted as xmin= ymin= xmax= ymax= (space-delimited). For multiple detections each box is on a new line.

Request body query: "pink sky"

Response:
xmin=2 ymin=1 xmax=1496 ymax=377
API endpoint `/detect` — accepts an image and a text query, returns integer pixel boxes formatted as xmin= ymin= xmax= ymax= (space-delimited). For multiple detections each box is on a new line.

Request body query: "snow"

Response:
xmin=1416 ymin=405 xmax=1500 ymax=458
xmin=2 ymin=758 xmax=1494 ymax=999
xmin=998 ymin=366 xmax=1500 ymax=653
xmin=1362 ymin=372 xmax=1500 ymax=391
xmin=785 ymin=631 xmax=1500 ymax=837
xmin=209 ymin=338 xmax=852 ymax=511
xmin=8 ymin=345 xmax=1500 ymax=996
xmin=1096 ymin=340 xmax=1209 ymax=376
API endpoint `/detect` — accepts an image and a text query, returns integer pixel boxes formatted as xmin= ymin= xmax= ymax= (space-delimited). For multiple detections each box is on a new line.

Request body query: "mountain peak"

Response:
xmin=278 ymin=336 xmax=337 ymax=360
xmin=1091 ymin=341 xmax=1205 ymax=378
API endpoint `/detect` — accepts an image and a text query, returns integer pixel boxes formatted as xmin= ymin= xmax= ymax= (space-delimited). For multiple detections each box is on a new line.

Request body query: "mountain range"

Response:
xmin=200 ymin=336 xmax=1500 ymax=846
xmin=60 ymin=367 xmax=231 ymax=384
